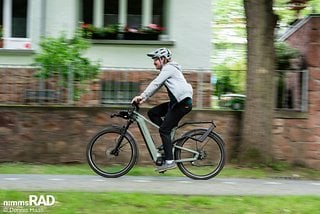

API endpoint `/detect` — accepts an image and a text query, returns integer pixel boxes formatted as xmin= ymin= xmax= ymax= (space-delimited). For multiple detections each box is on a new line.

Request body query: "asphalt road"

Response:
xmin=1 ymin=174 xmax=320 ymax=196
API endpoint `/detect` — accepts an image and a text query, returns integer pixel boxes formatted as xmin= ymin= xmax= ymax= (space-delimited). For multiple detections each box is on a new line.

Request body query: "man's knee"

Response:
xmin=159 ymin=125 xmax=171 ymax=136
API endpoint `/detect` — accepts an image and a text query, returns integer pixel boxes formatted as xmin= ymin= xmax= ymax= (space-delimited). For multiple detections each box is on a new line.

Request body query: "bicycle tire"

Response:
xmin=174 ymin=129 xmax=225 ymax=180
xmin=86 ymin=126 xmax=138 ymax=178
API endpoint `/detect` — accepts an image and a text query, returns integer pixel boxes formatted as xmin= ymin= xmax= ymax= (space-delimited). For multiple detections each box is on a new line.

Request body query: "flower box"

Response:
xmin=91 ymin=32 xmax=118 ymax=40
xmin=123 ymin=32 xmax=160 ymax=40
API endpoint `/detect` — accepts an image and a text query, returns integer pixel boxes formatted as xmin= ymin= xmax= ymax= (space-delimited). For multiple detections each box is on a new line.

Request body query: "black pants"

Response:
xmin=148 ymin=98 xmax=192 ymax=160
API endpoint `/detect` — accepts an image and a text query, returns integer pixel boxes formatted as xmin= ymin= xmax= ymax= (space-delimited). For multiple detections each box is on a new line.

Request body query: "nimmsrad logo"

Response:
xmin=2 ymin=194 xmax=56 ymax=213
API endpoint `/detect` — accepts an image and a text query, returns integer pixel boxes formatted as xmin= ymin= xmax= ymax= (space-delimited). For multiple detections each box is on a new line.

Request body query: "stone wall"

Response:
xmin=0 ymin=106 xmax=241 ymax=165
xmin=0 ymin=106 xmax=319 ymax=169
xmin=273 ymin=15 xmax=320 ymax=169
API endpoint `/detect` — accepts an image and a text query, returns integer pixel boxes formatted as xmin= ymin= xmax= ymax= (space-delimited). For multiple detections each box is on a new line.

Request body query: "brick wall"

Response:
xmin=0 ymin=68 xmax=212 ymax=108
xmin=273 ymin=15 xmax=320 ymax=169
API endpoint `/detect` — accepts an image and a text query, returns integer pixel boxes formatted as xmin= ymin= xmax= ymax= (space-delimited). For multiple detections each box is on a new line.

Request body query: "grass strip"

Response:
xmin=1 ymin=190 xmax=319 ymax=214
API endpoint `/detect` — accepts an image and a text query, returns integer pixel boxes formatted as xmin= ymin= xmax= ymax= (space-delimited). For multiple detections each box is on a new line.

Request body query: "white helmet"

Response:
xmin=147 ymin=48 xmax=172 ymax=60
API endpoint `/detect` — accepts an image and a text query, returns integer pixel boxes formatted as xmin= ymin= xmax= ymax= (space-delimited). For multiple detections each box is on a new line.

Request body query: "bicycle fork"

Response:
xmin=110 ymin=120 xmax=133 ymax=156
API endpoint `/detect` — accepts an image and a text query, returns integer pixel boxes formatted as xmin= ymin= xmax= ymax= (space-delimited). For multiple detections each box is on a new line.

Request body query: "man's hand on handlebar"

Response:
xmin=131 ymin=95 xmax=145 ymax=105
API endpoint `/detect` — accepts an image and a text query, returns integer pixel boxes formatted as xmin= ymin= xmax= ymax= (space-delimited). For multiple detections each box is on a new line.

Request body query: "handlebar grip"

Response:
xmin=132 ymin=101 xmax=140 ymax=112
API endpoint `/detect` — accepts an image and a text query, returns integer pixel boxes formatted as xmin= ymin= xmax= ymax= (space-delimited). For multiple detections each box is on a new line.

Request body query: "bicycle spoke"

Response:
xmin=87 ymin=127 xmax=137 ymax=178
xmin=175 ymin=130 xmax=225 ymax=180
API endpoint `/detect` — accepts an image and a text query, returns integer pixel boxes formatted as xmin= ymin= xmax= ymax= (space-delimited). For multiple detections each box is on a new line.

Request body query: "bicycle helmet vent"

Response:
xmin=147 ymin=48 xmax=172 ymax=60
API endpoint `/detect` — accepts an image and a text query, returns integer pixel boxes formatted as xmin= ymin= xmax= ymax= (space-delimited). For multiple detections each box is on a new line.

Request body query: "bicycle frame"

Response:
xmin=132 ymin=110 xmax=161 ymax=162
xmin=130 ymin=109 xmax=217 ymax=164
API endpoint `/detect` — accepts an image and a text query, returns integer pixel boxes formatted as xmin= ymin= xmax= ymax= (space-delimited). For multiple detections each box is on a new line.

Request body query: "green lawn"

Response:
xmin=1 ymin=163 xmax=319 ymax=213
xmin=1 ymin=191 xmax=319 ymax=214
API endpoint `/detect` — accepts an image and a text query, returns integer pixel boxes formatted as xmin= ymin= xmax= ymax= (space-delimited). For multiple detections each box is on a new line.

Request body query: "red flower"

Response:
xmin=81 ymin=23 xmax=90 ymax=29
xmin=147 ymin=24 xmax=165 ymax=31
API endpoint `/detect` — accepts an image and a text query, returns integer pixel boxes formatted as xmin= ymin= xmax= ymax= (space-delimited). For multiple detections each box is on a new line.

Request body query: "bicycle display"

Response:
xmin=86 ymin=104 xmax=226 ymax=180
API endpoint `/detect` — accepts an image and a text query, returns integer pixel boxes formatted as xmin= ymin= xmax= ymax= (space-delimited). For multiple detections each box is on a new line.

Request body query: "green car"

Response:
xmin=219 ymin=93 xmax=246 ymax=110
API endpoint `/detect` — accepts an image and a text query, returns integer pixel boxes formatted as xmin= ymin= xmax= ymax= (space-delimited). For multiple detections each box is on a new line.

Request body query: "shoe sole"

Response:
xmin=156 ymin=165 xmax=177 ymax=173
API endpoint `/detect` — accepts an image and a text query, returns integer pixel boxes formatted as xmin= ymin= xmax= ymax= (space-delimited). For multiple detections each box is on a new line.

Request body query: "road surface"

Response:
xmin=1 ymin=174 xmax=320 ymax=195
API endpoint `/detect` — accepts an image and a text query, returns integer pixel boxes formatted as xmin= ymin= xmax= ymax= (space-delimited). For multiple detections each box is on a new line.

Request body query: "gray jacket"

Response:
xmin=141 ymin=61 xmax=193 ymax=103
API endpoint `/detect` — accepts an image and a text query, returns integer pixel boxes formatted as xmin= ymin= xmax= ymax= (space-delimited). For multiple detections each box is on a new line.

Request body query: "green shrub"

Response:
xmin=33 ymin=30 xmax=100 ymax=100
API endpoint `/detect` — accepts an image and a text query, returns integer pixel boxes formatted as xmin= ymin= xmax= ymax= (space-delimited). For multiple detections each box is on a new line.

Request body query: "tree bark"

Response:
xmin=239 ymin=0 xmax=277 ymax=164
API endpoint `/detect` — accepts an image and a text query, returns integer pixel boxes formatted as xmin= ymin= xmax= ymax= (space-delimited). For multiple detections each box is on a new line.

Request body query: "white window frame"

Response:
xmin=94 ymin=0 xmax=153 ymax=28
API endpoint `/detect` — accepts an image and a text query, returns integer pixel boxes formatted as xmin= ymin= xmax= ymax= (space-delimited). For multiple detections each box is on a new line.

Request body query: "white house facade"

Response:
xmin=0 ymin=0 xmax=212 ymax=70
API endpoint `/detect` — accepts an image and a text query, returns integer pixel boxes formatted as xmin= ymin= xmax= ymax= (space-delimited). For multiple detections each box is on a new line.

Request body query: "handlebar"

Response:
xmin=131 ymin=101 xmax=140 ymax=112
xmin=110 ymin=102 xmax=140 ymax=120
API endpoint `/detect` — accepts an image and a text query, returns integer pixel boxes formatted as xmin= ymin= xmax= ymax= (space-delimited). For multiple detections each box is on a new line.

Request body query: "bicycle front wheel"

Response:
xmin=174 ymin=129 xmax=225 ymax=180
xmin=86 ymin=126 xmax=138 ymax=178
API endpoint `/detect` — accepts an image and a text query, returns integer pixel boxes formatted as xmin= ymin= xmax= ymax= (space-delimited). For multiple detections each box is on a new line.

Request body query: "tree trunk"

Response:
xmin=239 ymin=0 xmax=277 ymax=164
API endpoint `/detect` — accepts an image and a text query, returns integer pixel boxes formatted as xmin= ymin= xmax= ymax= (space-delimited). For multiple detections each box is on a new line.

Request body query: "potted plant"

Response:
xmin=123 ymin=24 xmax=164 ymax=40
xmin=81 ymin=23 xmax=119 ymax=40
xmin=80 ymin=23 xmax=94 ymax=39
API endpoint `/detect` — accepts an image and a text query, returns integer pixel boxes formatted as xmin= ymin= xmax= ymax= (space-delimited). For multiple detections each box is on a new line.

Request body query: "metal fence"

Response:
xmin=0 ymin=66 xmax=308 ymax=111
xmin=0 ymin=66 xmax=212 ymax=108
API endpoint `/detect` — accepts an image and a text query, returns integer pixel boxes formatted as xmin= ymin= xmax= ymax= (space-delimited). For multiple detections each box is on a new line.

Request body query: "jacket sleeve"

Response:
xmin=140 ymin=68 xmax=172 ymax=100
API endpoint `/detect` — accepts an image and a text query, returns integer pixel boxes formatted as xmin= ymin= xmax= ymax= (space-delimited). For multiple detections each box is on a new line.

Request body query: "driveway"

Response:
xmin=1 ymin=174 xmax=320 ymax=196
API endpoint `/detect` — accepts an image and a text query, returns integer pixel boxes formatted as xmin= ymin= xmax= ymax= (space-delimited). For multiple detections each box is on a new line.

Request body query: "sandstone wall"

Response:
xmin=0 ymin=106 xmax=241 ymax=165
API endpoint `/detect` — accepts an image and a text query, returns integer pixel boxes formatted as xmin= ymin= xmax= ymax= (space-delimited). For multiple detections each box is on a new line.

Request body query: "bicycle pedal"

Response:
xmin=158 ymin=170 xmax=166 ymax=174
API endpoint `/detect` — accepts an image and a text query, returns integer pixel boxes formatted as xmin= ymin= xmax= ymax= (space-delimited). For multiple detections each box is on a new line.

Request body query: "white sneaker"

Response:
xmin=156 ymin=162 xmax=177 ymax=172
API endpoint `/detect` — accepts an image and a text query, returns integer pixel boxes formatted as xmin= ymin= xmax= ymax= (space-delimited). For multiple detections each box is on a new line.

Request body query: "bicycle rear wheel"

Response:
xmin=174 ymin=129 xmax=225 ymax=180
xmin=86 ymin=126 xmax=138 ymax=178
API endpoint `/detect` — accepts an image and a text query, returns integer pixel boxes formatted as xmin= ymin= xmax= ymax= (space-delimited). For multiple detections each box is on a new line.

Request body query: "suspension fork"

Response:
xmin=110 ymin=119 xmax=133 ymax=155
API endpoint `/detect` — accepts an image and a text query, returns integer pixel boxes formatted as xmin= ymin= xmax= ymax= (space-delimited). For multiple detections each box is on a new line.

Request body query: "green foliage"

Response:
xmin=275 ymin=41 xmax=300 ymax=70
xmin=213 ymin=59 xmax=246 ymax=97
xmin=213 ymin=0 xmax=320 ymax=27
xmin=212 ymin=0 xmax=244 ymax=24
xmin=81 ymin=23 xmax=120 ymax=39
xmin=274 ymin=0 xmax=320 ymax=25
xmin=33 ymin=30 xmax=100 ymax=100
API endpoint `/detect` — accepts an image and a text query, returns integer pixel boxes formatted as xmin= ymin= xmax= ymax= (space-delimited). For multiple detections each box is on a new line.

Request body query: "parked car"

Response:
xmin=218 ymin=93 xmax=246 ymax=110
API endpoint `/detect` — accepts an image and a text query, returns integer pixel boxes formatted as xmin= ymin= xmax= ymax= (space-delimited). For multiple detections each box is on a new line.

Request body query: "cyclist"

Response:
xmin=132 ymin=48 xmax=193 ymax=172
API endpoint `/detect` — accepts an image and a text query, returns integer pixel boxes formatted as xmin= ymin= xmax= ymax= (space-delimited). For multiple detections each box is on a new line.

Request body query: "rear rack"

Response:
xmin=177 ymin=121 xmax=215 ymax=129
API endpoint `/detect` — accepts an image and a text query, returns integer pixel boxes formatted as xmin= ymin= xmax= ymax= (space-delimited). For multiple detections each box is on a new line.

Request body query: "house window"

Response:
xmin=11 ymin=0 xmax=28 ymax=38
xmin=127 ymin=0 xmax=142 ymax=28
xmin=0 ymin=0 xmax=30 ymax=49
xmin=104 ymin=0 xmax=119 ymax=26
xmin=101 ymin=81 xmax=140 ymax=105
xmin=275 ymin=70 xmax=308 ymax=112
xmin=152 ymin=0 xmax=164 ymax=26
xmin=1 ymin=0 xmax=29 ymax=38
xmin=81 ymin=0 xmax=94 ymax=24
xmin=80 ymin=0 xmax=165 ymax=31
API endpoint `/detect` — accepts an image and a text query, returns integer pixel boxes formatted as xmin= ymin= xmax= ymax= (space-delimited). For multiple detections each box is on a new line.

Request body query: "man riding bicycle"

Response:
xmin=132 ymin=48 xmax=193 ymax=172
